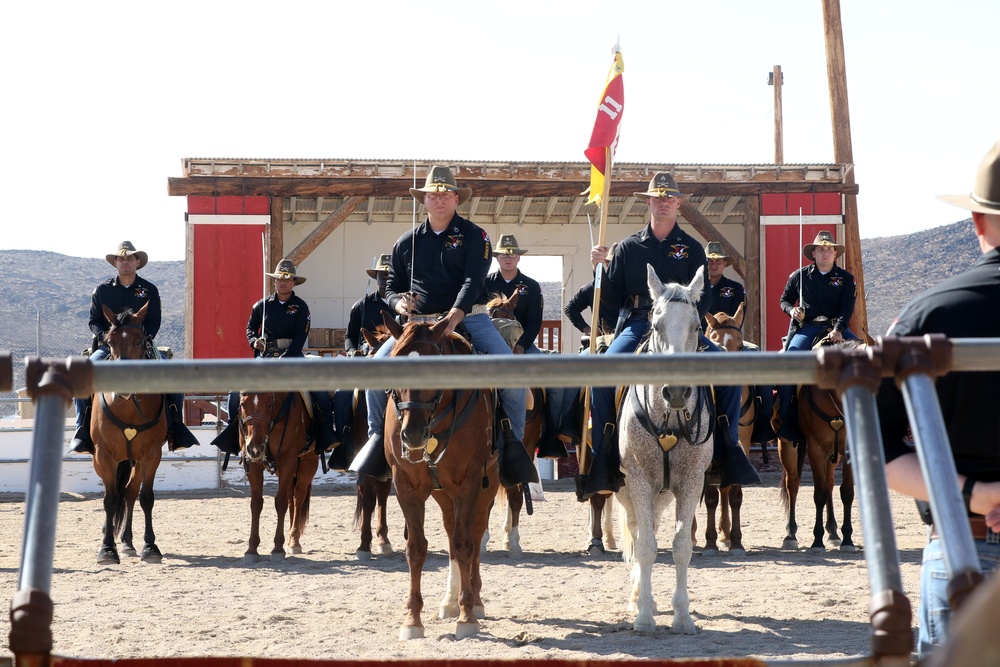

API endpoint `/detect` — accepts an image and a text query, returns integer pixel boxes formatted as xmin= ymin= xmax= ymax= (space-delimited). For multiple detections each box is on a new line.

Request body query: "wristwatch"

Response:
xmin=962 ymin=476 xmax=976 ymax=515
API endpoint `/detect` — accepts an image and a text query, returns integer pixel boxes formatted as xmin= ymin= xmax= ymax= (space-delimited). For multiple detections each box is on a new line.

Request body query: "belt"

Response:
xmin=931 ymin=516 xmax=1000 ymax=544
xmin=408 ymin=313 xmax=443 ymax=324
xmin=630 ymin=309 xmax=651 ymax=319
xmin=275 ymin=338 xmax=292 ymax=349
xmin=470 ymin=304 xmax=489 ymax=316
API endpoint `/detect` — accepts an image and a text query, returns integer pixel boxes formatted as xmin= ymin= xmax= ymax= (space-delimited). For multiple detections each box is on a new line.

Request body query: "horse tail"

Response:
xmin=353 ymin=481 xmax=365 ymax=531
xmin=618 ymin=500 xmax=635 ymax=564
xmin=296 ymin=483 xmax=312 ymax=538
xmin=110 ymin=460 xmax=131 ymax=535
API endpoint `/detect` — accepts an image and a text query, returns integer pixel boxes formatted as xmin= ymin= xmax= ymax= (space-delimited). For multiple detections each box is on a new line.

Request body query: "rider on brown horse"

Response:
xmin=71 ymin=241 xmax=199 ymax=455
xmin=210 ymin=259 xmax=339 ymax=458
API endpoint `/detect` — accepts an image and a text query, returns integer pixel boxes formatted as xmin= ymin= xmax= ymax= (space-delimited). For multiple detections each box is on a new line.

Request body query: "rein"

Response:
xmin=240 ymin=392 xmax=297 ymax=471
xmin=802 ymin=385 xmax=846 ymax=463
xmin=99 ymin=392 xmax=164 ymax=463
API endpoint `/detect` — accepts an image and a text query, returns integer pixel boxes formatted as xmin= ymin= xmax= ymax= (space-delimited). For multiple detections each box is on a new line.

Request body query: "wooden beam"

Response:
xmin=679 ymin=201 xmax=745 ymax=277
xmin=772 ymin=65 xmax=784 ymax=164
xmin=744 ymin=195 xmax=762 ymax=345
xmin=718 ymin=196 xmax=741 ymax=224
xmin=567 ymin=197 xmax=585 ymax=225
xmin=494 ymin=196 xmax=507 ymax=223
xmin=268 ymin=197 xmax=283 ymax=268
xmin=286 ymin=195 xmax=363 ymax=265
xmin=823 ymin=0 xmax=869 ymax=340
xmin=543 ymin=197 xmax=559 ymax=224
xmin=517 ymin=196 xmax=533 ymax=224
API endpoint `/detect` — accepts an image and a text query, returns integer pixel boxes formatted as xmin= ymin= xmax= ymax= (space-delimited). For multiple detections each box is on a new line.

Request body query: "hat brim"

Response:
xmin=365 ymin=268 xmax=389 ymax=278
xmin=106 ymin=251 xmax=148 ymax=270
xmin=803 ymin=244 xmax=846 ymax=260
xmin=706 ymin=255 xmax=734 ymax=266
xmin=266 ymin=273 xmax=306 ymax=285
xmin=936 ymin=193 xmax=1000 ymax=215
xmin=409 ymin=186 xmax=473 ymax=205
xmin=495 ymin=249 xmax=528 ymax=256
xmin=634 ymin=191 xmax=692 ymax=199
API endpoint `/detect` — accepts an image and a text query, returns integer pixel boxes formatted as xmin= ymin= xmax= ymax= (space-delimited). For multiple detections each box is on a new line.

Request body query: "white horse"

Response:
xmin=616 ymin=265 xmax=715 ymax=633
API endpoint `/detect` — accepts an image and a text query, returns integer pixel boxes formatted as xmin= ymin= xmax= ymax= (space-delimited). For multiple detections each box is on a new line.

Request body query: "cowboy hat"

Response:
xmin=409 ymin=165 xmax=472 ymax=205
xmin=106 ymin=241 xmax=148 ymax=270
xmin=802 ymin=230 xmax=846 ymax=260
xmin=266 ymin=258 xmax=306 ymax=285
xmin=365 ymin=254 xmax=391 ymax=278
xmin=937 ymin=140 xmax=1000 ymax=214
xmin=493 ymin=234 xmax=528 ymax=256
xmin=705 ymin=241 xmax=733 ymax=266
xmin=634 ymin=172 xmax=691 ymax=199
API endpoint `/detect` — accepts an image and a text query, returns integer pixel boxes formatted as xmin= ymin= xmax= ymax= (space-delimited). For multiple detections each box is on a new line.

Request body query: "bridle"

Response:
xmin=239 ymin=392 xmax=297 ymax=471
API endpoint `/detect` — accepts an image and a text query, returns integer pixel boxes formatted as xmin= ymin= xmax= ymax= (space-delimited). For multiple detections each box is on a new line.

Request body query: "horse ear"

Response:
xmin=705 ymin=312 xmax=720 ymax=330
xmin=361 ymin=327 xmax=378 ymax=351
xmin=734 ymin=301 xmax=745 ymax=328
xmin=382 ymin=311 xmax=403 ymax=340
xmin=429 ymin=316 xmax=450 ymax=341
xmin=102 ymin=304 xmax=116 ymax=325
xmin=508 ymin=290 xmax=520 ymax=309
xmin=135 ymin=301 xmax=149 ymax=323
xmin=688 ymin=266 xmax=705 ymax=302
xmin=646 ymin=264 xmax=666 ymax=301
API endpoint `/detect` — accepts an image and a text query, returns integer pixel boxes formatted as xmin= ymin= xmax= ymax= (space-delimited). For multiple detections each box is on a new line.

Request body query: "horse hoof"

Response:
xmin=399 ymin=625 xmax=424 ymax=641
xmin=270 ymin=550 xmax=286 ymax=562
xmin=291 ymin=545 xmax=303 ymax=555
xmin=473 ymin=605 xmax=485 ymax=620
xmin=121 ymin=545 xmax=138 ymax=557
xmin=507 ymin=544 xmax=523 ymax=559
xmin=782 ymin=539 xmax=799 ymax=550
xmin=728 ymin=547 xmax=747 ymax=557
xmin=355 ymin=550 xmax=372 ymax=562
xmin=97 ymin=548 xmax=120 ymax=565
xmin=439 ymin=603 xmax=460 ymax=619
xmin=605 ymin=538 xmax=617 ymax=551
xmin=377 ymin=544 xmax=394 ymax=556
xmin=243 ymin=553 xmax=259 ymax=564
xmin=140 ymin=545 xmax=163 ymax=563
xmin=633 ymin=617 xmax=656 ymax=632
xmin=671 ymin=619 xmax=698 ymax=635
xmin=455 ymin=621 xmax=479 ymax=639
xmin=839 ymin=543 xmax=858 ymax=553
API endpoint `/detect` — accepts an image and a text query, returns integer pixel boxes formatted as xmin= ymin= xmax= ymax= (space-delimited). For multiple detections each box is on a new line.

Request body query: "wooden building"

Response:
xmin=167 ymin=158 xmax=864 ymax=356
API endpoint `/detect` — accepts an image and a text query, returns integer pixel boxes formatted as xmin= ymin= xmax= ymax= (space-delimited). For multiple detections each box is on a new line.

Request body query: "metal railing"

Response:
xmin=5 ymin=337 xmax=1000 ymax=666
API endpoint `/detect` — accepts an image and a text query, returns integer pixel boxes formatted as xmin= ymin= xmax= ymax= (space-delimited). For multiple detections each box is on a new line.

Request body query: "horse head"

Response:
xmin=102 ymin=302 xmax=150 ymax=361
xmin=238 ymin=391 xmax=283 ymax=463
xmin=647 ymin=265 xmax=703 ymax=411
xmin=486 ymin=291 xmax=519 ymax=321
xmin=361 ymin=324 xmax=392 ymax=357
xmin=705 ymin=302 xmax=745 ymax=353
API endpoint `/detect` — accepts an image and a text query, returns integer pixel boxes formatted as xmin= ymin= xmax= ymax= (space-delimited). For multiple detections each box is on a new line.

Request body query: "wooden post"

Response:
xmin=268 ymin=196 xmax=284 ymax=269
xmin=744 ymin=194 xmax=762 ymax=346
xmin=823 ymin=0 xmax=870 ymax=340
xmin=771 ymin=65 xmax=784 ymax=164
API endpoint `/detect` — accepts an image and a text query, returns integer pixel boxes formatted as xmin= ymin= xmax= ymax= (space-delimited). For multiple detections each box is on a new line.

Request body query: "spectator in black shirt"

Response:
xmin=345 ymin=254 xmax=394 ymax=357
xmin=876 ymin=141 xmax=1000 ymax=657
xmin=705 ymin=241 xmax=746 ymax=317
xmin=484 ymin=234 xmax=543 ymax=354
xmin=70 ymin=241 xmax=198 ymax=454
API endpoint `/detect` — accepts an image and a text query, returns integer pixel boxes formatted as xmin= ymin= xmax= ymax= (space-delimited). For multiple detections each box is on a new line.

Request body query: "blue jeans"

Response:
xmin=590 ymin=316 xmax=739 ymax=449
xmin=777 ymin=326 xmax=858 ymax=426
xmin=366 ymin=313 xmax=526 ymax=441
xmin=525 ymin=344 xmax=576 ymax=438
xmin=917 ymin=535 xmax=1000 ymax=657
xmin=74 ymin=346 xmax=110 ymax=428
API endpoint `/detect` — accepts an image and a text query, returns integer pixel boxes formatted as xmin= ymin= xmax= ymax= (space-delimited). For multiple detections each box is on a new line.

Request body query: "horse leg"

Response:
xmin=470 ymin=481 xmax=495 ymax=622
xmin=98 ymin=488 xmax=121 ymax=565
xmin=398 ymin=494 xmax=428 ymax=640
xmin=271 ymin=465 xmax=293 ymax=561
xmin=672 ymin=488 xmax=701 ymax=635
xmin=245 ymin=464 xmax=264 ymax=563
xmin=719 ymin=486 xmax=734 ymax=547
xmin=727 ymin=485 xmax=746 ymax=555
xmin=437 ymin=496 xmax=463 ymax=621
xmin=505 ymin=484 xmax=524 ymax=558
xmin=586 ymin=494 xmax=607 ymax=555
xmin=778 ymin=438 xmax=801 ymax=550
xmin=623 ymin=478 xmax=658 ymax=632
xmin=602 ymin=495 xmax=617 ymax=550
xmin=133 ymin=461 xmax=161 ymax=562
xmin=450 ymin=493 xmax=484 ymax=639
xmin=839 ymin=459 xmax=857 ymax=552
xmin=702 ymin=482 xmax=721 ymax=555
xmin=120 ymin=467 xmax=139 ymax=557
xmin=821 ymin=459 xmax=841 ymax=547
xmin=809 ymin=449 xmax=832 ymax=551
xmin=96 ymin=457 xmax=129 ymax=565
xmin=355 ymin=478 xmax=375 ymax=560
xmin=289 ymin=454 xmax=318 ymax=555
xmin=375 ymin=478 xmax=394 ymax=555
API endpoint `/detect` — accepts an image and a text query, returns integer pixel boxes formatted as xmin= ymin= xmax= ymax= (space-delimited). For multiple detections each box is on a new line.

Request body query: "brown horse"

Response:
xmin=383 ymin=316 xmax=498 ymax=640
xmin=91 ymin=303 xmax=168 ymax=565
xmin=774 ymin=339 xmax=861 ymax=552
xmin=351 ymin=326 xmax=395 ymax=561
xmin=238 ymin=390 xmax=318 ymax=563
xmin=702 ymin=303 xmax=754 ymax=555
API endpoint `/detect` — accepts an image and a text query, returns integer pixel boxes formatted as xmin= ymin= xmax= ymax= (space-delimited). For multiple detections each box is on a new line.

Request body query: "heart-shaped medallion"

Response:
xmin=830 ymin=418 xmax=844 ymax=432
xmin=426 ymin=436 xmax=439 ymax=455
xmin=124 ymin=427 xmax=138 ymax=441
xmin=658 ymin=433 xmax=678 ymax=452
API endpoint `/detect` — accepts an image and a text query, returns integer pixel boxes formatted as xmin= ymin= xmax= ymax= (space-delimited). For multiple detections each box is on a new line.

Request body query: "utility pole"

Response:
xmin=769 ymin=65 xmax=784 ymax=164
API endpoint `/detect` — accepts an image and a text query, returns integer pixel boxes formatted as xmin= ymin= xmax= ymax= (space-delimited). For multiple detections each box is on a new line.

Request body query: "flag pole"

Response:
xmin=578 ymin=145 xmax=614 ymax=479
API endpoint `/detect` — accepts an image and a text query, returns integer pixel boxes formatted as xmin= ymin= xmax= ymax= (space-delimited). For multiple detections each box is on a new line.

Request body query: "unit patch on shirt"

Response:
xmin=286 ymin=304 xmax=299 ymax=315
xmin=134 ymin=287 xmax=148 ymax=299
xmin=445 ymin=233 xmax=464 ymax=250
xmin=668 ymin=244 xmax=690 ymax=260
xmin=829 ymin=276 xmax=844 ymax=287
xmin=720 ymin=287 xmax=735 ymax=298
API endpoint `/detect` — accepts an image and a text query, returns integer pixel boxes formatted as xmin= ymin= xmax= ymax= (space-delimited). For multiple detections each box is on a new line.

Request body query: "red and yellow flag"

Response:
xmin=583 ymin=48 xmax=625 ymax=207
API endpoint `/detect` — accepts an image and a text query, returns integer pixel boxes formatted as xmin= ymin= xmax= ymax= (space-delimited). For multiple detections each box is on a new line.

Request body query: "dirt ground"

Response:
xmin=0 ymin=455 xmax=929 ymax=663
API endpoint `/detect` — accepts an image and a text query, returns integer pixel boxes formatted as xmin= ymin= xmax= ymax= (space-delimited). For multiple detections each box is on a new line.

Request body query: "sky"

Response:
xmin=3 ymin=0 xmax=998 ymax=278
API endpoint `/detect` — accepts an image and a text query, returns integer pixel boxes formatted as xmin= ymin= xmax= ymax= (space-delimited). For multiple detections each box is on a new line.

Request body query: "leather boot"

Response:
xmin=717 ymin=415 xmax=761 ymax=487
xmin=325 ymin=425 xmax=352 ymax=471
xmin=313 ymin=415 xmax=340 ymax=455
xmin=776 ymin=387 xmax=804 ymax=443
xmin=535 ymin=430 xmax=568 ymax=460
xmin=349 ymin=433 xmax=390 ymax=482
xmin=70 ymin=398 xmax=95 ymax=455
xmin=166 ymin=395 xmax=200 ymax=451
xmin=498 ymin=419 xmax=539 ymax=488
xmin=210 ymin=420 xmax=241 ymax=455
xmin=582 ymin=423 xmax=623 ymax=498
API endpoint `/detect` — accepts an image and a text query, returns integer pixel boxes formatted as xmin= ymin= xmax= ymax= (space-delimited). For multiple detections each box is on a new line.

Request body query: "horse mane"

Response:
xmin=112 ymin=308 xmax=137 ymax=328
xmin=486 ymin=291 xmax=518 ymax=319
xmin=656 ymin=282 xmax=694 ymax=306
xmin=394 ymin=322 xmax=473 ymax=356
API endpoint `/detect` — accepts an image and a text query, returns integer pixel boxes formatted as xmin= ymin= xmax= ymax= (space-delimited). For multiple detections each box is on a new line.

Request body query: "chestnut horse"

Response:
xmin=774 ymin=339 xmax=861 ymax=552
xmin=382 ymin=316 xmax=498 ymax=640
xmin=701 ymin=303 xmax=754 ymax=555
xmin=238 ymin=391 xmax=318 ymax=563
xmin=351 ymin=326 xmax=395 ymax=561
xmin=91 ymin=303 xmax=168 ymax=565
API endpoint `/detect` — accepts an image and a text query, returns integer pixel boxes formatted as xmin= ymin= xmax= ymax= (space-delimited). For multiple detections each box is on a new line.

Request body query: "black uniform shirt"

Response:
xmin=89 ymin=274 xmax=161 ymax=340
xmin=246 ymin=292 xmax=311 ymax=358
xmin=386 ymin=214 xmax=492 ymax=315
xmin=345 ymin=292 xmax=393 ymax=353
xmin=779 ymin=263 xmax=857 ymax=332
xmin=877 ymin=247 xmax=1000 ymax=482
xmin=708 ymin=275 xmax=746 ymax=317
xmin=564 ymin=280 xmax=618 ymax=334
xmin=485 ymin=269 xmax=543 ymax=349
xmin=601 ymin=223 xmax=711 ymax=319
